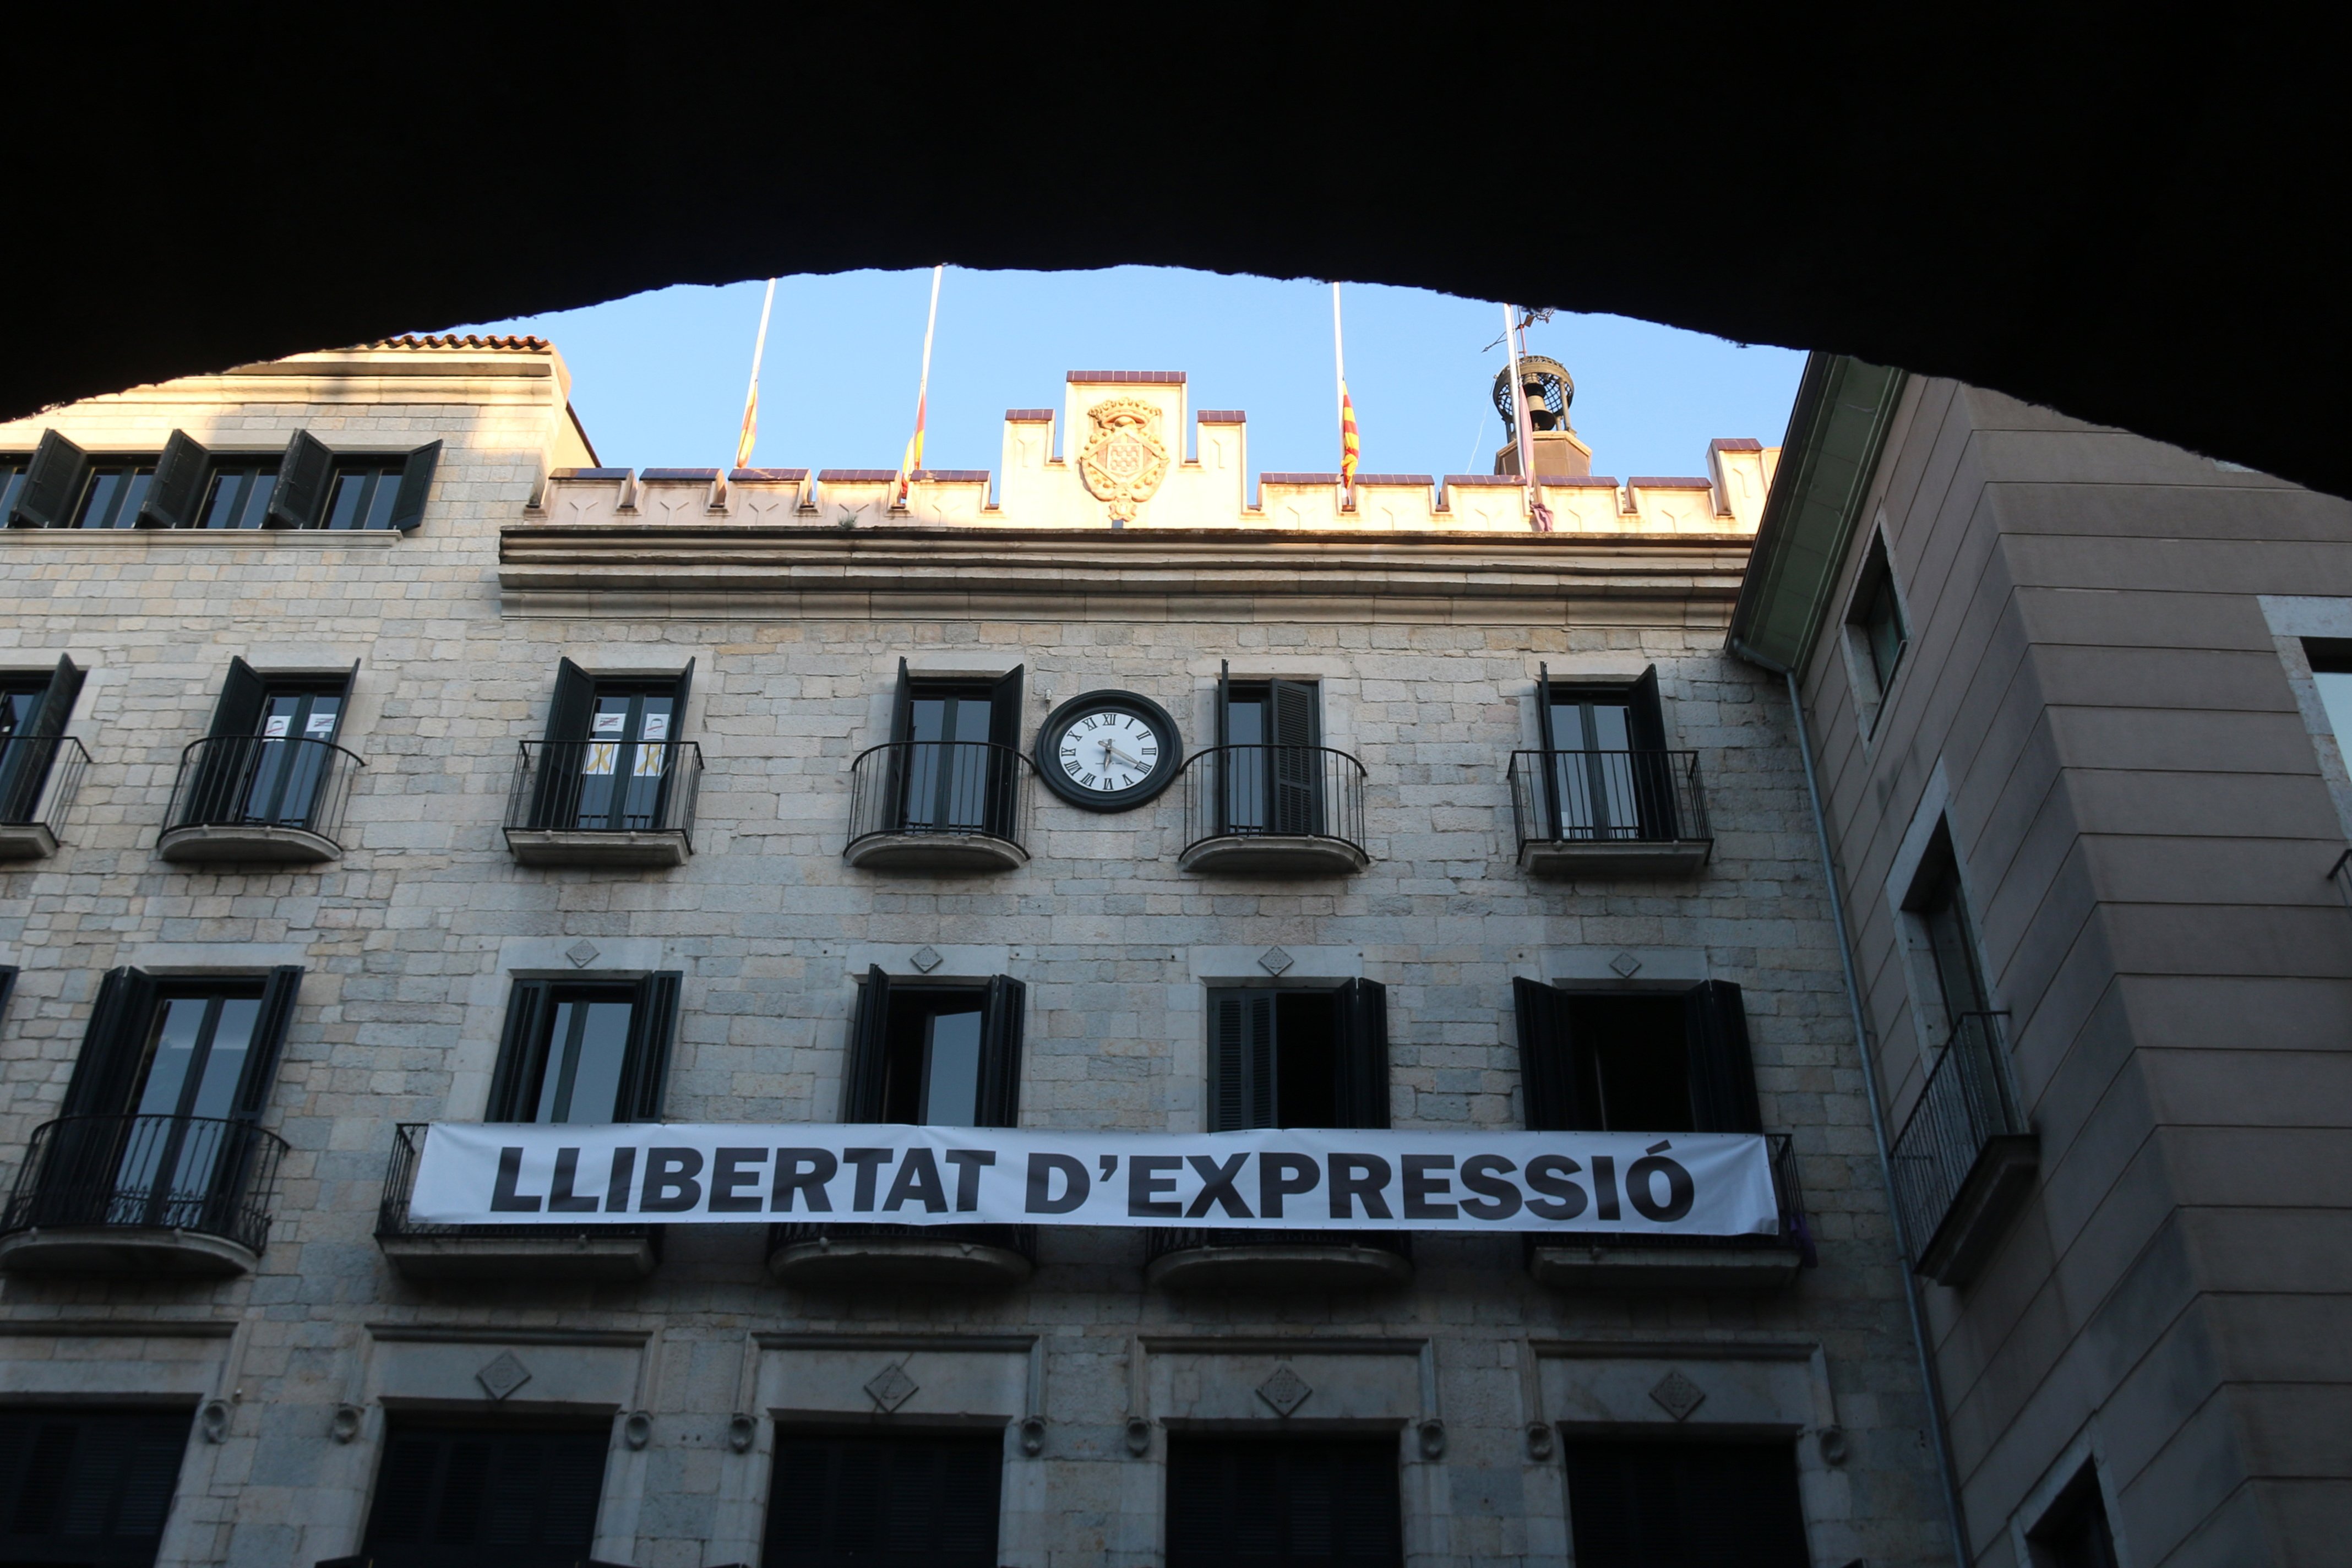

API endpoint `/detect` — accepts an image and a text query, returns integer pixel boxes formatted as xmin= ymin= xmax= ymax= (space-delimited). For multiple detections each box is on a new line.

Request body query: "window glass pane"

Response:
xmin=200 ymin=471 xmax=245 ymax=529
xmin=201 ymin=466 xmax=279 ymax=530
xmin=1 ymin=687 xmax=40 ymax=737
xmin=76 ymin=470 xmax=123 ymax=528
xmin=1588 ymin=702 xmax=1631 ymax=750
xmin=362 ymin=469 xmax=402 ymax=529
xmin=132 ymin=998 xmax=212 ymax=1116
xmin=184 ymin=998 xmax=258 ymax=1120
xmin=1921 ymin=870 xmax=1989 ymax=1026
xmin=563 ymin=1001 xmax=633 ymax=1122
xmin=2316 ymin=669 xmax=2352 ymax=749
xmin=1 ymin=466 xmax=26 ymax=520
xmin=1865 ymin=585 xmax=1904 ymax=688
xmin=324 ymin=472 xmax=366 ymax=530
xmin=1227 ymin=696 xmax=1266 ymax=746
xmin=919 ymin=1009 xmax=983 ymax=1126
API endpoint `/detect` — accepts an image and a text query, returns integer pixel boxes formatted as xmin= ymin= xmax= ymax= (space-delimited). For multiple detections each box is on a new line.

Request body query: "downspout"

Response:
xmin=1783 ymin=666 xmax=1973 ymax=1568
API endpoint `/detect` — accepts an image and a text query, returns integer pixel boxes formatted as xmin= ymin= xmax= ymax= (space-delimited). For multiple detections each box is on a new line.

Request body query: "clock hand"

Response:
xmin=1101 ymin=741 xmax=1149 ymax=770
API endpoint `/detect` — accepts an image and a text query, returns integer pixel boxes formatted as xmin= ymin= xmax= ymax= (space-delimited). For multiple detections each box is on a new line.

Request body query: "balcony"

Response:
xmin=1144 ymin=1228 xmax=1411 ymax=1291
xmin=0 ymin=735 xmax=89 ymax=860
xmin=503 ymin=739 xmax=701 ymax=868
xmin=159 ymin=734 xmax=362 ymax=864
xmin=1526 ymin=1133 xmax=1813 ymax=1292
xmin=767 ymin=1222 xmax=1036 ymax=1289
xmin=0 ymin=1114 xmax=288 ymax=1275
xmin=1176 ymin=745 xmax=1369 ymax=875
xmin=1509 ymin=748 xmax=1711 ymax=876
xmin=1891 ymin=1012 xmax=2038 ymax=1286
xmin=843 ymin=741 xmax=1033 ymax=871
xmin=375 ymin=1124 xmax=660 ymax=1280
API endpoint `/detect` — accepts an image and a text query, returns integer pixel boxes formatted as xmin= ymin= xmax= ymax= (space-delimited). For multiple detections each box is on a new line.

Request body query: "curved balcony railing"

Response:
xmin=769 ymin=1221 xmax=1037 ymax=1257
xmin=1890 ymin=1011 xmax=2036 ymax=1282
xmin=766 ymin=1220 xmax=1037 ymax=1289
xmin=1508 ymin=748 xmax=1709 ymax=847
xmin=1 ymin=1114 xmax=287 ymax=1256
xmin=1522 ymin=1133 xmax=1811 ymax=1259
xmin=504 ymin=739 xmax=701 ymax=864
xmin=163 ymin=734 xmax=363 ymax=851
xmin=375 ymin=1122 xmax=662 ymax=1276
xmin=845 ymin=741 xmax=1033 ymax=864
xmin=1177 ymin=745 xmax=1367 ymax=870
xmin=0 ymin=735 xmax=89 ymax=854
xmin=1144 ymin=1227 xmax=1411 ymax=1264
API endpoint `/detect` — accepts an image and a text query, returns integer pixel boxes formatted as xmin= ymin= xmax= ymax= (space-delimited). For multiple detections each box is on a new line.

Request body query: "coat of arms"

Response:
xmin=1077 ymin=398 xmax=1170 ymax=522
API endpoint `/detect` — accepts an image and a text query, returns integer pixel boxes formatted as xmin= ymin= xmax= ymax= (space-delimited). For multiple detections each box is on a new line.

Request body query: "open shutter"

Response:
xmin=1333 ymin=977 xmax=1390 ymax=1130
xmin=889 ymin=658 xmax=914 ymax=744
xmin=228 ymin=966 xmax=303 ymax=1119
xmin=1513 ymin=977 xmax=1598 ymax=1131
xmin=265 ymin=431 xmax=334 ymax=528
xmin=530 ymin=658 xmax=598 ymax=828
xmin=385 ymin=440 xmax=442 ymax=531
xmin=671 ymin=657 xmax=696 ymax=722
xmin=9 ymin=432 xmax=89 ymax=528
xmin=0 ymin=655 xmax=85 ymax=824
xmin=841 ymin=967 xmax=893 ymax=1121
xmin=59 ymin=967 xmax=158 ymax=1117
xmin=984 ymin=664 xmax=1024 ymax=841
xmin=135 ymin=431 xmax=209 ymax=529
xmin=1212 ymin=660 xmax=1233 ymax=835
xmin=1626 ymin=665 xmax=1667 ymax=750
xmin=1210 ymin=990 xmax=1276 ymax=1131
xmin=486 ymin=981 xmax=555 ymax=1120
xmin=0 ymin=966 xmax=14 ymax=1021
xmin=1625 ymin=664 xmax=1679 ymax=841
xmin=1268 ymin=678 xmax=1321 ymax=836
xmin=618 ymin=971 xmax=683 ymax=1121
xmin=1535 ymin=663 xmax=1559 ymax=752
xmin=1683 ymin=979 xmax=1763 ymax=1134
xmin=208 ymin=656 xmax=269 ymax=737
xmin=1533 ymin=663 xmax=1563 ymax=839
xmin=544 ymin=658 xmax=597 ymax=742
xmin=882 ymin=658 xmax=914 ymax=832
xmin=976 ymin=973 xmax=1026 ymax=1128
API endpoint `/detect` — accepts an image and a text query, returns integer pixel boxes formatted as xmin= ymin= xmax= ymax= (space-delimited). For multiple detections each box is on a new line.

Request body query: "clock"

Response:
xmin=1035 ymin=690 xmax=1183 ymax=811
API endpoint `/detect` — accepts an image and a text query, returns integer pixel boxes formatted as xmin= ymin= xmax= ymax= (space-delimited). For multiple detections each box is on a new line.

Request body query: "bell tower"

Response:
xmin=1492 ymin=354 xmax=1594 ymax=477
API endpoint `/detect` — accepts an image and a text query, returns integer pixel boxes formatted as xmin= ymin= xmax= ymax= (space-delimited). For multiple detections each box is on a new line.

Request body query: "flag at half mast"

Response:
xmin=1340 ymin=384 xmax=1360 ymax=487
xmin=894 ymin=265 xmax=945 ymax=508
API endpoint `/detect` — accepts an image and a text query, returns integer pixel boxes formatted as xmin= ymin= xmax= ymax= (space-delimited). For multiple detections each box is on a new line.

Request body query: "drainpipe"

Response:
xmin=1784 ymin=668 xmax=1973 ymax=1568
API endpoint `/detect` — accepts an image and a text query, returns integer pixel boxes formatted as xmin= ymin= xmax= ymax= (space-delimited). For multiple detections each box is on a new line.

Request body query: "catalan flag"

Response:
xmin=895 ymin=391 xmax=926 ymax=506
xmin=1340 ymin=382 xmax=1360 ymax=487
xmin=733 ymin=277 xmax=776 ymax=473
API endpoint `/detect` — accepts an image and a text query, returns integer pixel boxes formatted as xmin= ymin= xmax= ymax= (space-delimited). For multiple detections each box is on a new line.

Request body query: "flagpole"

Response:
xmin=1332 ymin=282 xmax=1349 ymax=508
xmin=1501 ymin=302 xmax=1552 ymax=533
xmin=732 ymin=277 xmax=778 ymax=479
xmin=896 ymin=265 xmax=944 ymax=508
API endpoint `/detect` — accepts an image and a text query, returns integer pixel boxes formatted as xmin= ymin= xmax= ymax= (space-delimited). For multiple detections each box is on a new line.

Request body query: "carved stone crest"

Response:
xmin=1077 ymin=398 xmax=1170 ymax=522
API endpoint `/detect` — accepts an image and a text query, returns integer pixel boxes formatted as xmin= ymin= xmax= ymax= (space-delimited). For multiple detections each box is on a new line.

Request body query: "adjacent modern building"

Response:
xmin=3 ymin=335 xmax=1980 ymax=1567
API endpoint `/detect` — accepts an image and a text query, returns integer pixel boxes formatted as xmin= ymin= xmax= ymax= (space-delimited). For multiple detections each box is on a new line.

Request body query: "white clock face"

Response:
xmin=1055 ymin=709 xmax=1161 ymax=794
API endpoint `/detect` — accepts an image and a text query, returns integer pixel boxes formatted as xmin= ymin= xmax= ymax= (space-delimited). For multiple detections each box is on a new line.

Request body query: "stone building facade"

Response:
xmin=0 ymin=339 xmax=1948 ymax=1566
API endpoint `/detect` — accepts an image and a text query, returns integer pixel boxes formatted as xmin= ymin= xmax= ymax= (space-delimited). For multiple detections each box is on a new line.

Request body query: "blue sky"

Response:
xmin=460 ymin=267 xmax=1803 ymax=485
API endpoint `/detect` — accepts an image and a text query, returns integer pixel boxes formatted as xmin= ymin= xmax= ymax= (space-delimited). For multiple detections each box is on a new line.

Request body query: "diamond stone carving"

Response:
xmin=1256 ymin=1363 xmax=1312 ymax=1416
xmin=1258 ymin=946 xmax=1294 ymax=976
xmin=910 ymin=946 xmax=944 ymax=973
xmin=864 ymin=1362 xmax=919 ymax=1412
xmin=1649 ymin=1369 xmax=1705 ymax=1422
xmin=565 ymin=939 xmax=600 ymax=968
xmin=1610 ymin=951 xmax=1643 ymax=978
xmin=476 ymin=1351 xmax=532 ymax=1401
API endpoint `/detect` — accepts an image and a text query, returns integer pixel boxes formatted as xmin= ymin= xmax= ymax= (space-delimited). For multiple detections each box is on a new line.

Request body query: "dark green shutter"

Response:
xmin=266 ymin=432 xmax=334 ymax=528
xmin=1209 ymin=990 xmax=1275 ymax=1131
xmin=1212 ymin=660 xmax=1233 ymax=834
xmin=208 ymin=656 xmax=269 ymax=737
xmin=0 ymin=655 xmax=84 ymax=824
xmin=0 ymin=1409 xmax=192 ymax=1561
xmin=544 ymin=658 xmax=597 ymax=742
xmin=888 ymin=657 xmax=913 ymax=744
xmin=529 ymin=658 xmax=598 ymax=828
xmin=671 ymin=657 xmax=696 ymax=720
xmin=762 ymin=1433 xmax=1000 ymax=1568
xmin=230 ymin=966 xmax=303 ymax=1119
xmin=59 ymin=967 xmax=158 ymax=1117
xmin=882 ymin=657 xmax=914 ymax=830
xmin=619 ymin=971 xmax=683 ymax=1121
xmin=0 ymin=966 xmax=14 ymax=1022
xmin=976 ymin=973 xmax=1025 ymax=1128
xmin=1513 ymin=977 xmax=1597 ymax=1131
xmin=385 ymin=440 xmax=441 ymax=531
xmin=1626 ymin=663 xmax=1679 ymax=840
xmin=361 ymin=1424 xmax=608 ymax=1566
xmin=1683 ymin=980 xmax=1763 ymax=1134
xmin=184 ymin=657 xmax=269 ymax=827
xmin=984 ymin=664 xmax=1023 ymax=840
xmin=1626 ymin=665 xmax=1666 ymax=750
xmin=1533 ymin=664 xmax=1564 ymax=839
xmin=1268 ymin=678 xmax=1321 ymax=835
xmin=1166 ymin=1434 xmax=1403 ymax=1568
xmin=9 ymin=432 xmax=89 ymax=529
xmin=135 ymin=431 xmax=209 ymax=529
xmin=1333 ymin=977 xmax=1390 ymax=1130
xmin=841 ymin=967 xmax=892 ymax=1121
xmin=486 ymin=980 xmax=556 ymax=1120
xmin=1534 ymin=663 xmax=1558 ymax=752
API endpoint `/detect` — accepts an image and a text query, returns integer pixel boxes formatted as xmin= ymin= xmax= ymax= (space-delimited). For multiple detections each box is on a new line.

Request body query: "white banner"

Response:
xmin=410 ymin=1123 xmax=1779 ymax=1237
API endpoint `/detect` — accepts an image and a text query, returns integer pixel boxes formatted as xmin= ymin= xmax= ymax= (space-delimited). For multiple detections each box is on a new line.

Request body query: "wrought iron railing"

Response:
xmin=376 ymin=1122 xmax=663 ymax=1254
xmin=1521 ymin=1131 xmax=1812 ymax=1259
xmin=1178 ymin=744 xmax=1367 ymax=854
xmin=845 ymin=741 xmax=1032 ymax=852
xmin=1507 ymin=748 xmax=1709 ymax=850
xmin=1144 ymin=1227 xmax=1412 ymax=1263
xmin=164 ymin=734 xmax=363 ymax=844
xmin=1 ymin=1114 xmax=288 ymax=1255
xmin=506 ymin=738 xmax=702 ymax=841
xmin=769 ymin=1221 xmax=1037 ymax=1261
xmin=1888 ymin=1012 xmax=2028 ymax=1264
xmin=0 ymin=734 xmax=89 ymax=834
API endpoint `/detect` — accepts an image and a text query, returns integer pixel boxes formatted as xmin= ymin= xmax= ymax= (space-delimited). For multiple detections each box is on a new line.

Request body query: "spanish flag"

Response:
xmin=1340 ymin=383 xmax=1360 ymax=487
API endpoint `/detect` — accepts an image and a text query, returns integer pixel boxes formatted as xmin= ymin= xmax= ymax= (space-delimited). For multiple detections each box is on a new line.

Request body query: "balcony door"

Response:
xmin=1207 ymin=981 xmax=1388 ymax=1133
xmin=0 ymin=655 xmax=82 ymax=825
xmin=1215 ymin=665 xmax=1322 ymax=836
xmin=536 ymin=658 xmax=694 ymax=833
xmin=885 ymin=660 xmax=1023 ymax=839
xmin=185 ymin=657 xmax=355 ymax=830
xmin=486 ymin=974 xmax=682 ymax=1125
xmin=1511 ymin=978 xmax=1760 ymax=1136
xmin=1536 ymin=664 xmax=1675 ymax=842
xmin=843 ymin=968 xmax=1024 ymax=1129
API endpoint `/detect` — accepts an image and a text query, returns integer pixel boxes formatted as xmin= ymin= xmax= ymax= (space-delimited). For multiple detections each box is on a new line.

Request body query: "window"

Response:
xmin=1843 ymin=531 xmax=1909 ymax=722
xmin=1 ymin=428 xmax=439 ymax=531
xmin=1512 ymin=978 xmax=1760 ymax=1134
xmin=882 ymin=658 xmax=1024 ymax=838
xmin=1562 ymin=1438 xmax=1810 ymax=1567
xmin=527 ymin=658 xmax=695 ymax=832
xmin=2027 ymin=1464 xmax=2121 ymax=1568
xmin=177 ymin=657 xmax=357 ymax=831
xmin=1165 ymin=1433 xmax=1402 ymax=1568
xmin=486 ymin=974 xmax=682 ymax=1124
xmin=1207 ymin=980 xmax=1388 ymax=1131
xmin=2307 ymin=640 xmax=2352 ymax=750
xmin=0 ymin=1407 xmax=192 ymax=1566
xmin=842 ymin=968 xmax=1023 ymax=1128
xmin=1215 ymin=662 xmax=1322 ymax=835
xmin=763 ymin=1430 xmax=1001 ymax=1568
xmin=1534 ymin=662 xmax=1676 ymax=840
xmin=0 ymin=656 xmax=84 ymax=825
xmin=1903 ymin=827 xmax=1992 ymax=1053
xmin=359 ymin=1420 xmax=609 ymax=1568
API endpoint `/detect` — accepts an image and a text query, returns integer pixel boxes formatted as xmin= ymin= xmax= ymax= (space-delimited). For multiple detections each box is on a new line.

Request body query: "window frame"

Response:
xmin=1839 ymin=527 xmax=1910 ymax=733
xmin=1896 ymin=821 xmax=1996 ymax=1058
xmin=1213 ymin=661 xmax=1325 ymax=836
xmin=1205 ymin=978 xmax=1388 ymax=1132
xmin=1512 ymin=976 xmax=1761 ymax=1135
xmin=841 ymin=966 xmax=1025 ymax=1129
xmin=484 ymin=972 xmax=683 ymax=1125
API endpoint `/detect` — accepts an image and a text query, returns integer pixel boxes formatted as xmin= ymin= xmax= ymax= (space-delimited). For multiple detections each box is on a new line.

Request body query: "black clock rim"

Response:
xmin=1035 ymin=689 xmax=1184 ymax=812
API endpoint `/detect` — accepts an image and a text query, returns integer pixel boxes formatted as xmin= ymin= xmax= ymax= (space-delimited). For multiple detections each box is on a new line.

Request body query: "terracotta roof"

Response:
xmin=1066 ymin=370 xmax=1185 ymax=383
xmin=729 ymin=467 xmax=809 ymax=482
xmin=817 ymin=469 xmax=901 ymax=483
xmin=1628 ymin=476 xmax=1714 ymax=489
xmin=549 ymin=467 xmax=630 ymax=481
xmin=363 ymin=333 xmax=550 ymax=351
xmin=1004 ymin=409 xmax=1055 ymax=423
xmin=1261 ymin=472 xmax=1342 ymax=486
xmin=1540 ymin=476 xmax=1620 ymax=488
xmin=1443 ymin=474 xmax=1525 ymax=488
xmin=1351 ymin=473 xmax=1433 ymax=487
xmin=1196 ymin=410 xmax=1247 ymax=424
xmin=910 ymin=470 xmax=990 ymax=483
xmin=1710 ymin=438 xmax=1765 ymax=453
xmin=640 ymin=467 xmax=721 ymax=481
